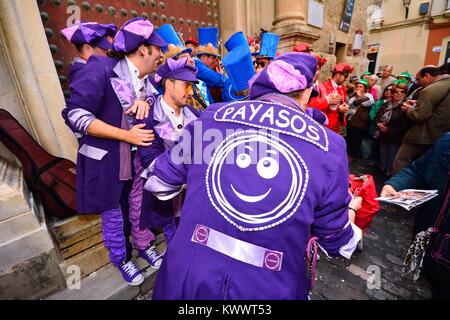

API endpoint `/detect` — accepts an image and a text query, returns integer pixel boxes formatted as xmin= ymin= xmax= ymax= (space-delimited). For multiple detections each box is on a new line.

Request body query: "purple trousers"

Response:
xmin=128 ymin=155 xmax=156 ymax=250
xmin=101 ymin=207 xmax=127 ymax=267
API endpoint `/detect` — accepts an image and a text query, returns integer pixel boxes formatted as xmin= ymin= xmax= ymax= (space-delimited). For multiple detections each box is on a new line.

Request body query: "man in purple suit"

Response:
xmin=63 ymin=18 xmax=167 ymax=286
xmin=61 ymin=22 xmax=117 ymax=84
xmin=143 ymin=52 xmax=362 ymax=299
xmin=137 ymin=57 xmax=201 ymax=249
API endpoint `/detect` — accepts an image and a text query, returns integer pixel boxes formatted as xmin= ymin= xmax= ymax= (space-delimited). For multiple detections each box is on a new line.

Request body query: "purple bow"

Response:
xmin=267 ymin=60 xmax=308 ymax=93
xmin=167 ymin=57 xmax=188 ymax=71
xmin=61 ymin=24 xmax=79 ymax=41
xmin=123 ymin=19 xmax=153 ymax=39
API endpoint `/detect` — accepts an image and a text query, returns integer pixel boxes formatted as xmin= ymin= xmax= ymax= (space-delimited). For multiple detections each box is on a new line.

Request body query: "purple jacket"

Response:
xmin=138 ymin=96 xmax=200 ymax=228
xmin=145 ymin=95 xmax=359 ymax=299
xmin=68 ymin=58 xmax=87 ymax=84
xmin=63 ymin=55 xmax=157 ymax=214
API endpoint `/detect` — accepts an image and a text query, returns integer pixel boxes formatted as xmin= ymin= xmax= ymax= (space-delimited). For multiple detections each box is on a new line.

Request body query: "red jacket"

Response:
xmin=308 ymin=81 xmax=329 ymax=113
xmin=320 ymin=79 xmax=347 ymax=133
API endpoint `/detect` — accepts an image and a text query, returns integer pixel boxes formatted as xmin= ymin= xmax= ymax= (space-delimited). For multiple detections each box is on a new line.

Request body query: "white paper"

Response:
xmin=376 ymin=189 xmax=439 ymax=211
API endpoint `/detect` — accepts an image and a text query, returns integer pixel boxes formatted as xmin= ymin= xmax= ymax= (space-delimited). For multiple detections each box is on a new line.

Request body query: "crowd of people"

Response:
xmin=60 ymin=17 xmax=450 ymax=299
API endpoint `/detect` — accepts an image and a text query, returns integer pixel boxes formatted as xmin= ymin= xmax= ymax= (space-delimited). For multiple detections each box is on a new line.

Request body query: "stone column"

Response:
xmin=219 ymin=0 xmax=275 ymax=45
xmin=272 ymin=0 xmax=319 ymax=52
xmin=0 ymin=0 xmax=77 ymax=162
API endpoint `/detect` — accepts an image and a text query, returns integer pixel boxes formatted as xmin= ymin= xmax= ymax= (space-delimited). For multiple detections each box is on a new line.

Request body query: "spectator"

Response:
xmin=439 ymin=62 xmax=450 ymax=75
xmin=346 ymin=79 xmax=375 ymax=160
xmin=368 ymin=74 xmax=381 ymax=101
xmin=375 ymin=83 xmax=411 ymax=176
xmin=377 ymin=65 xmax=396 ymax=93
xmin=361 ymin=71 xmax=372 ymax=81
xmin=381 ymin=132 xmax=450 ymax=299
xmin=347 ymin=75 xmax=358 ymax=96
xmin=392 ymin=66 xmax=450 ymax=174
xmin=369 ymin=84 xmax=395 ymax=163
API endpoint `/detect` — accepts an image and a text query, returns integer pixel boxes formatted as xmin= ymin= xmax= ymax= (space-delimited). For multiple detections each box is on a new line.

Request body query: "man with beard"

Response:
xmin=62 ymin=17 xmax=167 ymax=286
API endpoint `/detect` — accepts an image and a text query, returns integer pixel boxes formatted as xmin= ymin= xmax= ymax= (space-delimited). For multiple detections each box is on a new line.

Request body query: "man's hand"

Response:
xmin=401 ymin=100 xmax=416 ymax=112
xmin=327 ymin=93 xmax=342 ymax=105
xmin=126 ymin=124 xmax=154 ymax=146
xmin=339 ymin=103 xmax=350 ymax=114
xmin=377 ymin=123 xmax=389 ymax=133
xmin=380 ymin=185 xmax=398 ymax=197
xmin=125 ymin=99 xmax=150 ymax=120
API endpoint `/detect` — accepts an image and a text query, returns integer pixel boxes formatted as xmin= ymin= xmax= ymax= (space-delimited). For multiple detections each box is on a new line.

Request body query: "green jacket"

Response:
xmin=403 ymin=76 xmax=450 ymax=145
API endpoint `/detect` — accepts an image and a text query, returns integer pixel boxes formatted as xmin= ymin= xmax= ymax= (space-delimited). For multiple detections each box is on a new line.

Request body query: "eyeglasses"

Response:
xmin=255 ymin=61 xmax=268 ymax=68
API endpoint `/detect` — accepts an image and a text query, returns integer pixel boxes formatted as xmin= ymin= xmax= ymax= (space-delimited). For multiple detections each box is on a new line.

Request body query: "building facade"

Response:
xmin=367 ymin=0 xmax=450 ymax=76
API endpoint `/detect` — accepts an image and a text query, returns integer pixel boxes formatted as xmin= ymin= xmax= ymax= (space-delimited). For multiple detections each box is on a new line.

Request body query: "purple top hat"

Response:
xmin=154 ymin=57 xmax=199 ymax=85
xmin=113 ymin=18 xmax=166 ymax=54
xmin=249 ymin=52 xmax=318 ymax=99
xmin=61 ymin=22 xmax=114 ymax=50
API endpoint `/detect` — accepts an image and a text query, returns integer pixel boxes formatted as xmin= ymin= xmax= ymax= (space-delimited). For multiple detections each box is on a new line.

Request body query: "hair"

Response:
xmin=419 ymin=66 xmax=441 ymax=78
xmin=107 ymin=43 xmax=153 ymax=60
xmin=286 ymin=89 xmax=305 ymax=99
xmin=369 ymin=74 xmax=378 ymax=81
xmin=161 ymin=78 xmax=178 ymax=93
xmin=439 ymin=62 xmax=450 ymax=75
xmin=384 ymin=65 xmax=394 ymax=72
xmin=383 ymin=84 xmax=395 ymax=96
xmin=395 ymin=82 xmax=408 ymax=92
xmin=75 ymin=43 xmax=84 ymax=53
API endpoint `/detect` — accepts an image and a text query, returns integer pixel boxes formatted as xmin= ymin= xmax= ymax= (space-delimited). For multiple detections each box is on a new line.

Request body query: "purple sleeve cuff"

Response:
xmin=68 ymin=108 xmax=96 ymax=134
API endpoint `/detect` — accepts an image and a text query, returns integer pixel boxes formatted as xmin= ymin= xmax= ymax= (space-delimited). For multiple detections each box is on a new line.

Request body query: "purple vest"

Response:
xmin=148 ymin=97 xmax=354 ymax=299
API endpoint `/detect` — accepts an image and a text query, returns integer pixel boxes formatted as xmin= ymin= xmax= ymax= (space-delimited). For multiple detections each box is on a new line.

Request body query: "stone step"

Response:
xmin=0 ymin=225 xmax=55 ymax=273
xmin=46 ymin=257 xmax=158 ymax=300
xmin=0 ymin=210 xmax=40 ymax=244
xmin=0 ymin=158 xmax=30 ymax=222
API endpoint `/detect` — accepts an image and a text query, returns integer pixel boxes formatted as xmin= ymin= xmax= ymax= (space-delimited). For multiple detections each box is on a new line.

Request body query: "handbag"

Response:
xmin=349 ymin=175 xmax=380 ymax=233
xmin=427 ymin=179 xmax=450 ymax=268
xmin=403 ymin=178 xmax=450 ymax=281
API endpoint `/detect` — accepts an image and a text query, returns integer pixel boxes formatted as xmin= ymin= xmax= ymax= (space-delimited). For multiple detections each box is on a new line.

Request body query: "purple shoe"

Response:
xmin=138 ymin=245 xmax=163 ymax=269
xmin=119 ymin=261 xmax=144 ymax=286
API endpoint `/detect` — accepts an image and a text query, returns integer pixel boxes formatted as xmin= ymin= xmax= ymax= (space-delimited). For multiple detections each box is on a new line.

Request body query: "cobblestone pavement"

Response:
xmin=310 ymin=158 xmax=433 ymax=300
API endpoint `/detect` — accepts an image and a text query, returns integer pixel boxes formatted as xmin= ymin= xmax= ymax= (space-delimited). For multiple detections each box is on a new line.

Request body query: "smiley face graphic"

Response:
xmin=206 ymin=130 xmax=309 ymax=232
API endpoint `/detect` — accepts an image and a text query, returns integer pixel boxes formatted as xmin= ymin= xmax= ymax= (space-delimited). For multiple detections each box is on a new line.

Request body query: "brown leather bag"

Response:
xmin=0 ymin=109 xmax=77 ymax=219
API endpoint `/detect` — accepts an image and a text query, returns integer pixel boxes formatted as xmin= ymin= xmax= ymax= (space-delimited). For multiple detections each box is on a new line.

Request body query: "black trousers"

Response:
xmin=346 ymin=126 xmax=369 ymax=158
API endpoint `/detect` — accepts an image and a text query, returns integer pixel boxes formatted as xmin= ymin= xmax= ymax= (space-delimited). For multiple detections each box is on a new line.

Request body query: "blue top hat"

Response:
xmin=198 ymin=27 xmax=219 ymax=48
xmin=258 ymin=32 xmax=280 ymax=60
xmin=157 ymin=24 xmax=192 ymax=58
xmin=196 ymin=27 xmax=220 ymax=57
xmin=225 ymin=31 xmax=249 ymax=53
xmin=222 ymin=48 xmax=256 ymax=100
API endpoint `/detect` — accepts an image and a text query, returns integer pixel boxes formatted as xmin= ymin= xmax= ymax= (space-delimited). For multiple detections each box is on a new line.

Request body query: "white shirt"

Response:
xmin=125 ymin=56 xmax=148 ymax=99
xmin=160 ymin=97 xmax=185 ymax=135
